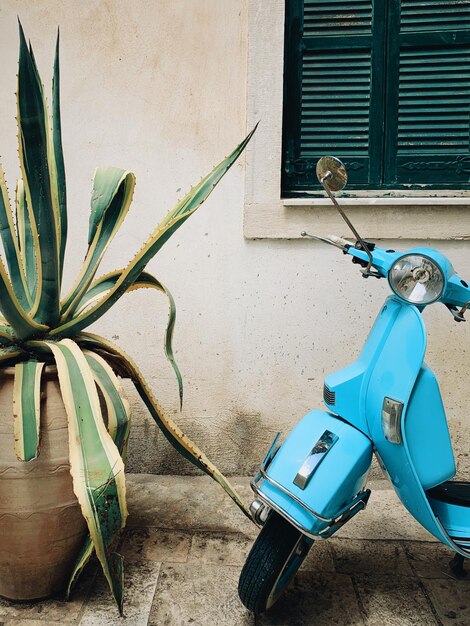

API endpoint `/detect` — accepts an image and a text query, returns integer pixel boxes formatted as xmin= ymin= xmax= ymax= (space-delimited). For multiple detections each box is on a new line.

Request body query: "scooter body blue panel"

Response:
xmin=304 ymin=296 xmax=458 ymax=545
xmin=364 ymin=299 xmax=457 ymax=545
xmin=262 ymin=295 xmax=464 ymax=549
xmin=323 ymin=298 xmax=402 ymax=434
xmin=405 ymin=365 xmax=455 ymax=489
xmin=259 ymin=410 xmax=372 ymax=535
xmin=428 ymin=496 xmax=470 ymax=540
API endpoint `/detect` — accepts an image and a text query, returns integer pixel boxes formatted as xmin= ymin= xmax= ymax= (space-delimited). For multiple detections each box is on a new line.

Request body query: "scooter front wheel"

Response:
xmin=238 ymin=511 xmax=313 ymax=613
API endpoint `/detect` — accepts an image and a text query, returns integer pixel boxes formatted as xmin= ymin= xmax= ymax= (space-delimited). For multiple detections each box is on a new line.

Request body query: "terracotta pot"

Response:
xmin=0 ymin=366 xmax=87 ymax=601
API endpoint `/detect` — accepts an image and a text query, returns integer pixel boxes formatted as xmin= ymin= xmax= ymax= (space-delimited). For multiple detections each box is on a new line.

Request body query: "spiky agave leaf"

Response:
xmin=0 ymin=323 xmax=15 ymax=346
xmin=0 ymin=166 xmax=31 ymax=309
xmin=0 ymin=166 xmax=45 ymax=338
xmin=13 ymin=361 xmax=44 ymax=461
xmin=66 ymin=349 xmax=131 ymax=598
xmin=75 ymin=332 xmax=251 ymax=520
xmin=74 ymin=269 xmax=183 ymax=406
xmin=52 ymin=29 xmax=67 ymax=280
xmin=17 ymin=22 xmax=62 ymax=326
xmin=49 ymin=125 xmax=257 ymax=338
xmin=85 ymin=350 xmax=131 ymax=457
xmin=0 ymin=346 xmax=28 ymax=365
xmin=0 ymin=256 xmax=48 ymax=338
xmin=15 ymin=179 xmax=37 ymax=301
xmin=60 ymin=168 xmax=135 ymax=320
xmin=27 ymin=338 xmax=128 ymax=613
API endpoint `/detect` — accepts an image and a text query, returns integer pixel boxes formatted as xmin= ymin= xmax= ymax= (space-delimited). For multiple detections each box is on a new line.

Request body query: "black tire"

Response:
xmin=238 ymin=511 xmax=313 ymax=614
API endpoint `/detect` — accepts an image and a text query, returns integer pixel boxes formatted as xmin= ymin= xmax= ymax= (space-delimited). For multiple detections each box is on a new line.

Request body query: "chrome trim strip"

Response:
xmin=254 ymin=468 xmax=334 ymax=523
xmin=382 ymin=397 xmax=404 ymax=445
xmin=435 ymin=517 xmax=470 ymax=558
xmin=251 ymin=475 xmax=370 ymax=539
xmin=293 ymin=430 xmax=339 ymax=490
xmin=250 ymin=483 xmax=319 ymax=540
xmin=252 ymin=467 xmax=370 ymax=525
xmin=317 ymin=496 xmax=369 ymax=538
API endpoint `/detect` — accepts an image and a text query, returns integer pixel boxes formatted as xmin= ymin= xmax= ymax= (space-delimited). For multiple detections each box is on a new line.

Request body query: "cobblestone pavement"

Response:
xmin=0 ymin=475 xmax=468 ymax=626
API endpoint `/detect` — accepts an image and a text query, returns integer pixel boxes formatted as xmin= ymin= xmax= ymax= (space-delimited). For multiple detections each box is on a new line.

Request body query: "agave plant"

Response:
xmin=0 ymin=24 xmax=254 ymax=611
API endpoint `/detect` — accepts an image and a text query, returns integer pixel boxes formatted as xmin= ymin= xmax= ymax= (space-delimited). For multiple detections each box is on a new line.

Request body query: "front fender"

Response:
xmin=257 ymin=410 xmax=372 ymax=536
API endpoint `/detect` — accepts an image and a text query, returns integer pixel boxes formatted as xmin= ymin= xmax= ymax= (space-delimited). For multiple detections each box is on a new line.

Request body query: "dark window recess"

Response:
xmin=282 ymin=0 xmax=470 ymax=195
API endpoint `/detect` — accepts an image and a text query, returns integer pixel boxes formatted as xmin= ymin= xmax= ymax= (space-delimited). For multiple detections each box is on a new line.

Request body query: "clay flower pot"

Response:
xmin=0 ymin=367 xmax=86 ymax=600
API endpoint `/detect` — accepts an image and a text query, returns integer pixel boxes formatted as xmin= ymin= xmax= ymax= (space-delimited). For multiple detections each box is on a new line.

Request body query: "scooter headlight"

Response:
xmin=389 ymin=254 xmax=444 ymax=305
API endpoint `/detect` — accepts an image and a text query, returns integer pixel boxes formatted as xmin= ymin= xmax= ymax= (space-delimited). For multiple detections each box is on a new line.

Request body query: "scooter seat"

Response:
xmin=428 ymin=481 xmax=470 ymax=507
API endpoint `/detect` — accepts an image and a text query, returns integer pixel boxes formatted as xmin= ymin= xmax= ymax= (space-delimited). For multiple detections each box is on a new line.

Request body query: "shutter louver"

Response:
xmin=385 ymin=0 xmax=470 ymax=186
xmin=283 ymin=0 xmax=381 ymax=194
xmin=300 ymin=50 xmax=371 ymax=157
xmin=401 ymin=0 xmax=470 ymax=32
xmin=303 ymin=0 xmax=372 ymax=36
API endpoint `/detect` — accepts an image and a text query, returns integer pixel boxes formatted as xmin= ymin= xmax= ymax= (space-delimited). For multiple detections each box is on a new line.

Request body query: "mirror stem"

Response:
xmin=320 ymin=172 xmax=374 ymax=274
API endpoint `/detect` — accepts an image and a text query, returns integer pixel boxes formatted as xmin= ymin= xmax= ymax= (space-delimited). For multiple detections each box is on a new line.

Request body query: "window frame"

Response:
xmin=282 ymin=0 xmax=470 ymax=195
xmin=244 ymin=0 xmax=470 ymax=240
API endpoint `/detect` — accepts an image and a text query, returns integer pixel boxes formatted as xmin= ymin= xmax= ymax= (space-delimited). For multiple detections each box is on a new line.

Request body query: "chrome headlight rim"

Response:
xmin=388 ymin=252 xmax=445 ymax=305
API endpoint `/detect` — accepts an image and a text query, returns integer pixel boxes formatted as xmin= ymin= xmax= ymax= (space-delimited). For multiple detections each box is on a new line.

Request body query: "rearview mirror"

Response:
xmin=316 ymin=156 xmax=347 ymax=192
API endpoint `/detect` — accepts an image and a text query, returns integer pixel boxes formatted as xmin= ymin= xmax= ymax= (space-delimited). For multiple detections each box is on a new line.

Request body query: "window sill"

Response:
xmin=245 ymin=196 xmax=470 ymax=241
xmin=283 ymin=196 xmax=470 ymax=208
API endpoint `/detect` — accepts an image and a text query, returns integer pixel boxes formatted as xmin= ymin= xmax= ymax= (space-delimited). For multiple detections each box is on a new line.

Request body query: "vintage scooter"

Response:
xmin=238 ymin=156 xmax=470 ymax=614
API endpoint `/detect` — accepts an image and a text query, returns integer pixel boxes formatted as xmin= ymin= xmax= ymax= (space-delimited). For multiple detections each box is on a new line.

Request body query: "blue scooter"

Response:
xmin=238 ymin=156 xmax=470 ymax=614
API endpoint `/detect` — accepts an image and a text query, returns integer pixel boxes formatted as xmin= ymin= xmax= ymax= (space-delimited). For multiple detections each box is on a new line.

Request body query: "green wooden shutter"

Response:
xmin=383 ymin=0 xmax=470 ymax=187
xmin=282 ymin=0 xmax=387 ymax=195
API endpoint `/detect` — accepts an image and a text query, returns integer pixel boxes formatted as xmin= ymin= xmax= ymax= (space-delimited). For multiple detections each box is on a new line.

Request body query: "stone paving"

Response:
xmin=0 ymin=475 xmax=469 ymax=625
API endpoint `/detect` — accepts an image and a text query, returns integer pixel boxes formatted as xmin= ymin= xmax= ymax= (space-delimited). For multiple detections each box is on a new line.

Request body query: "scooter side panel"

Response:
xmin=259 ymin=410 xmax=372 ymax=535
xmin=365 ymin=302 xmax=457 ymax=546
xmin=405 ymin=365 xmax=455 ymax=489
xmin=326 ymin=298 xmax=455 ymax=488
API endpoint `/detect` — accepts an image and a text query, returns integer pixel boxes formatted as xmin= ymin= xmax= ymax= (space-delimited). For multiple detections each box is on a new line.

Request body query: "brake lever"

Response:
xmin=300 ymin=231 xmax=352 ymax=251
xmin=361 ymin=269 xmax=383 ymax=279
xmin=301 ymin=232 xmax=383 ymax=278
xmin=446 ymin=300 xmax=470 ymax=323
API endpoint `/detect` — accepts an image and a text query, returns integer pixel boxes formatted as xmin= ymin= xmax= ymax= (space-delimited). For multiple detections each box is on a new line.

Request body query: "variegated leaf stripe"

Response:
xmin=0 ymin=253 xmax=48 ymax=339
xmin=17 ymin=23 xmax=61 ymax=326
xmin=29 ymin=339 xmax=127 ymax=613
xmin=15 ymin=179 xmax=37 ymax=302
xmin=0 ymin=347 xmax=28 ymax=366
xmin=77 ymin=333 xmax=251 ymax=520
xmin=30 ymin=33 xmax=65 ymax=293
xmin=60 ymin=169 xmax=135 ymax=321
xmin=84 ymin=350 xmax=131 ymax=456
xmin=75 ymin=270 xmax=165 ymax=315
xmin=0 ymin=324 xmax=14 ymax=346
xmin=0 ymin=166 xmax=31 ymax=309
xmin=52 ymin=30 xmax=67 ymax=282
xmin=13 ymin=361 xmax=44 ymax=461
xmin=65 ymin=536 xmax=94 ymax=600
xmin=75 ymin=270 xmax=183 ymax=406
xmin=49 ymin=127 xmax=257 ymax=339
xmin=67 ymin=350 xmax=131 ymax=598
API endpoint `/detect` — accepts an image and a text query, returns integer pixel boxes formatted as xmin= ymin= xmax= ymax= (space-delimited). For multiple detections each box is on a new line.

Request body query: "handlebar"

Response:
xmin=302 ymin=231 xmax=470 ymax=320
xmin=300 ymin=232 xmax=353 ymax=250
xmin=301 ymin=232 xmax=399 ymax=279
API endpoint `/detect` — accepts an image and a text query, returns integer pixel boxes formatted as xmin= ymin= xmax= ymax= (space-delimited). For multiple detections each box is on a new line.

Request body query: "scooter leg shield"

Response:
xmin=254 ymin=410 xmax=372 ymax=536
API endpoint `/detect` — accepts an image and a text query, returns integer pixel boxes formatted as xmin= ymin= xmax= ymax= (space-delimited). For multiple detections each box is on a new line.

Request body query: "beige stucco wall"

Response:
xmin=0 ymin=1 xmax=469 ymax=478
